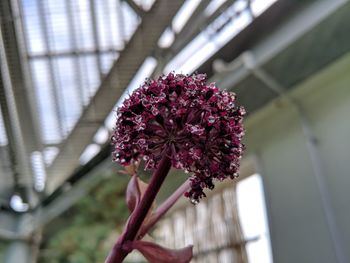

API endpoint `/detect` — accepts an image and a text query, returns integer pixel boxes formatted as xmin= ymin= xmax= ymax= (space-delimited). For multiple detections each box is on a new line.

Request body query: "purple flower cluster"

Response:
xmin=112 ymin=73 xmax=245 ymax=202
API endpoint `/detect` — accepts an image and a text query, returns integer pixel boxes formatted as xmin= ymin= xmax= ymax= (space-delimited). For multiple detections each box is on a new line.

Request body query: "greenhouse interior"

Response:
xmin=0 ymin=0 xmax=350 ymax=262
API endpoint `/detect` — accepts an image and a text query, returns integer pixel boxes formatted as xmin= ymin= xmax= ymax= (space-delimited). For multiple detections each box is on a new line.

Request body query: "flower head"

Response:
xmin=112 ymin=73 xmax=245 ymax=202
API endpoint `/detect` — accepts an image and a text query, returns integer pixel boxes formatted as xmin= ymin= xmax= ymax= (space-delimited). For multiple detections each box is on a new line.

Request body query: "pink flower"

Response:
xmin=112 ymin=73 xmax=245 ymax=202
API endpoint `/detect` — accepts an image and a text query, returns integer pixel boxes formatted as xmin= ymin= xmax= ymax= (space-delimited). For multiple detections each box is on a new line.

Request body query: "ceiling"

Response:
xmin=0 ymin=0 xmax=269 ymax=212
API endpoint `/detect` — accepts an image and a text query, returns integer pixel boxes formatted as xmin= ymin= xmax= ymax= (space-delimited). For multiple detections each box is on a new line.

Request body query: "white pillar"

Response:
xmin=3 ymin=214 xmax=40 ymax=263
xmin=5 ymin=240 xmax=33 ymax=263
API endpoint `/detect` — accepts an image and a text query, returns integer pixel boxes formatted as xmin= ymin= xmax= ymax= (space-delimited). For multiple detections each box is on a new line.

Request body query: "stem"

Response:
xmin=105 ymin=150 xmax=172 ymax=263
xmin=139 ymin=179 xmax=190 ymax=237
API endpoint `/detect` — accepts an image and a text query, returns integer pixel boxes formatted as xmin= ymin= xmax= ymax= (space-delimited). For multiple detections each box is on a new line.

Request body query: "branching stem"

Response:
xmin=105 ymin=150 xmax=172 ymax=263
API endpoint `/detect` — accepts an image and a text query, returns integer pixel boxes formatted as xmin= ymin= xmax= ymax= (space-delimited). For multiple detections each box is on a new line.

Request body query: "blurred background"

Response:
xmin=0 ymin=0 xmax=349 ymax=262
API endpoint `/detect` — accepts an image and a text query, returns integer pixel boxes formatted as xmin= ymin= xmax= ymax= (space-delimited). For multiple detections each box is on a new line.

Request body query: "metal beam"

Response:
xmin=0 ymin=144 xmax=114 ymax=236
xmin=151 ymin=0 xmax=212 ymax=77
xmin=27 ymin=48 xmax=120 ymax=59
xmin=0 ymin=0 xmax=42 ymax=154
xmin=0 ymin=1 xmax=39 ymax=206
xmin=152 ymin=0 xmax=211 ymax=76
xmin=1 ymin=145 xmax=114 ymax=242
xmin=0 ymin=228 xmax=28 ymax=242
xmin=153 ymin=0 xmax=237 ymax=76
xmin=33 ymin=158 xmax=113 ymax=232
xmin=0 ymin=145 xmax=15 ymax=202
xmin=211 ymin=0 xmax=348 ymax=88
xmin=46 ymin=0 xmax=185 ymax=194
xmin=170 ymin=0 xmax=234 ymax=56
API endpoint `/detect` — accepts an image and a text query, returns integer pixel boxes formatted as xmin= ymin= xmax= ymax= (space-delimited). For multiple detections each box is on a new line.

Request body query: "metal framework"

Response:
xmin=45 ymin=0 xmax=185 ymax=194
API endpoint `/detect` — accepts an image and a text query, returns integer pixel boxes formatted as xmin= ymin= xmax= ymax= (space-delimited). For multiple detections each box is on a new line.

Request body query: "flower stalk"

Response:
xmin=106 ymin=72 xmax=245 ymax=262
xmin=139 ymin=179 xmax=190 ymax=237
xmin=105 ymin=150 xmax=172 ymax=263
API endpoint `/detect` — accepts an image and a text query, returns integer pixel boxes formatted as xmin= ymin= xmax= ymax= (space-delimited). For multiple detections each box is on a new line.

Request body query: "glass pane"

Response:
xmin=108 ymin=0 xmax=124 ymax=49
xmin=46 ymin=1 xmax=72 ymax=52
xmin=30 ymin=59 xmax=61 ymax=143
xmin=72 ymin=0 xmax=94 ymax=50
xmin=96 ymin=0 xmax=113 ymax=49
xmin=21 ymin=0 xmax=46 ymax=54
xmin=83 ymin=54 xmax=100 ymax=97
xmin=53 ymin=57 xmax=82 ymax=133
xmin=121 ymin=1 xmax=140 ymax=41
xmin=100 ymin=52 xmax=115 ymax=75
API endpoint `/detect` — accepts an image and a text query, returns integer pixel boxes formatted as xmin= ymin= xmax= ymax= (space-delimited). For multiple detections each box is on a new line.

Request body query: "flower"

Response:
xmin=112 ymin=73 xmax=245 ymax=202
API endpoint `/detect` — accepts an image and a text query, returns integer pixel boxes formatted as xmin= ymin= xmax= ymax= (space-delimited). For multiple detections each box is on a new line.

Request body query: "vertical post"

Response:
xmin=0 ymin=2 xmax=37 ymax=207
xmin=5 ymin=241 xmax=33 ymax=263
xmin=3 ymin=213 xmax=40 ymax=263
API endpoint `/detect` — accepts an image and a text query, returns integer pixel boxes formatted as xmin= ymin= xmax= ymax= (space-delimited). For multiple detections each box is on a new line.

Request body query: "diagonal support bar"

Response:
xmin=46 ymin=0 xmax=185 ymax=194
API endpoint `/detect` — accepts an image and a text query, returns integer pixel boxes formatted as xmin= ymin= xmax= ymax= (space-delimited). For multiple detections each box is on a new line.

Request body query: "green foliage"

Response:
xmin=39 ymin=174 xmax=130 ymax=263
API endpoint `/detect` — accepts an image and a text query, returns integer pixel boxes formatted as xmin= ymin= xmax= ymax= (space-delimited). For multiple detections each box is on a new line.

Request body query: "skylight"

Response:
xmin=165 ymin=0 xmax=277 ymax=74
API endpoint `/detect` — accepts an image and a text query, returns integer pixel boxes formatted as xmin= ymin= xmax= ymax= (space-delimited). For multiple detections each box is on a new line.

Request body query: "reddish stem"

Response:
xmin=139 ymin=179 xmax=190 ymax=237
xmin=105 ymin=150 xmax=172 ymax=263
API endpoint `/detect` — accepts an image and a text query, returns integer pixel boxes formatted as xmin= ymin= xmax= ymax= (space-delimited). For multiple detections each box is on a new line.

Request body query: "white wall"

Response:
xmin=244 ymin=53 xmax=350 ymax=262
